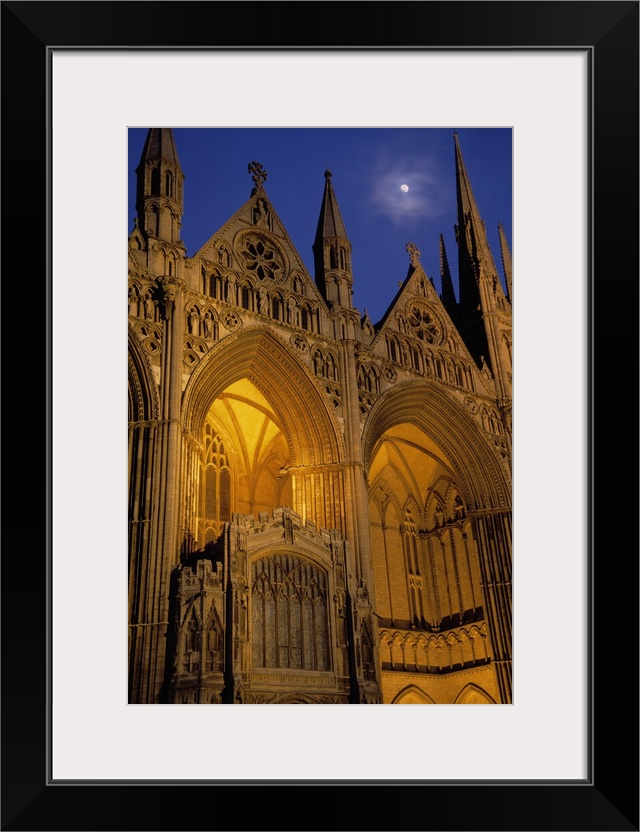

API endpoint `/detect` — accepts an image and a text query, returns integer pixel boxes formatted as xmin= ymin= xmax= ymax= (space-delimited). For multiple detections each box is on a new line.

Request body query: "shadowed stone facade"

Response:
xmin=128 ymin=129 xmax=512 ymax=704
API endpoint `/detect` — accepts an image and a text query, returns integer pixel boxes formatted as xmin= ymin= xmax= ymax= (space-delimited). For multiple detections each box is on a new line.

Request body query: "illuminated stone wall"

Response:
xmin=128 ymin=130 xmax=512 ymax=704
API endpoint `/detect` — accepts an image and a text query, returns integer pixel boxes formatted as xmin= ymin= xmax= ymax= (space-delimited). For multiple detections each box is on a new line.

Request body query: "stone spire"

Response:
xmin=498 ymin=222 xmax=513 ymax=303
xmin=313 ymin=169 xmax=353 ymax=308
xmin=454 ymin=132 xmax=512 ymax=400
xmin=140 ymin=127 xmax=181 ymax=167
xmin=454 ymin=131 xmax=503 ymax=313
xmin=439 ymin=233 xmax=457 ymax=315
xmin=135 ymin=128 xmax=184 ymax=242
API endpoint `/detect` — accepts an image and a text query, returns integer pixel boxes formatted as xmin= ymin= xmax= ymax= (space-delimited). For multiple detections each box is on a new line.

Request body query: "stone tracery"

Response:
xmin=128 ymin=128 xmax=512 ymax=707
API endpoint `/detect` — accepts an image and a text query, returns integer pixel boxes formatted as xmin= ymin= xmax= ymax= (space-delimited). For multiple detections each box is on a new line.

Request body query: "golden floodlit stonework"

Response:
xmin=128 ymin=129 xmax=512 ymax=705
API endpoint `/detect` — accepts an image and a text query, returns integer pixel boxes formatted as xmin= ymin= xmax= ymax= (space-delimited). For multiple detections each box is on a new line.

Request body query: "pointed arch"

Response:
xmin=367 ymin=474 xmax=404 ymax=527
xmin=387 ymin=333 xmax=400 ymax=363
xmin=250 ymin=551 xmax=330 ymax=672
xmin=129 ymin=229 xmax=145 ymax=252
xmin=128 ymin=324 xmax=159 ymax=422
xmin=392 ymin=685 xmax=435 ymax=704
xmin=401 ymin=495 xmax=423 ymax=527
xmin=181 ymin=599 xmax=202 ymax=629
xmin=273 ymin=694 xmax=321 ymax=704
xmin=182 ymin=328 xmax=344 ymax=467
xmin=146 ymin=203 xmax=159 ymax=236
xmin=454 ymin=683 xmax=496 ymax=704
xmin=362 ymin=380 xmax=510 ymax=510
xmin=271 ymin=290 xmax=284 ymax=322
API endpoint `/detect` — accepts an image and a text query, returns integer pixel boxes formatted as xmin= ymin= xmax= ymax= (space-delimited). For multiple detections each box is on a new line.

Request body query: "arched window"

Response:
xmin=503 ymin=333 xmax=512 ymax=363
xmin=147 ymin=205 xmax=159 ymax=236
xmin=202 ymin=430 xmax=231 ymax=543
xmin=251 ymin=554 xmax=330 ymax=671
xmin=183 ymin=609 xmax=200 ymax=673
xmin=360 ymin=622 xmax=375 ymax=680
xmin=326 ymin=353 xmax=337 ymax=381
xmin=205 ymin=614 xmax=224 ymax=672
xmin=150 ymin=167 xmax=161 ymax=194
xmin=368 ymin=366 xmax=380 ymax=394
xmin=402 ymin=509 xmax=425 ymax=629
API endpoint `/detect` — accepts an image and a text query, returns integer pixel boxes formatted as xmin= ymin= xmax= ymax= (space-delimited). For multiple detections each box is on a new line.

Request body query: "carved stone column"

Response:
xmin=470 ymin=509 xmax=512 ymax=703
xmin=338 ymin=331 xmax=383 ymax=703
xmin=129 ymin=276 xmax=186 ymax=703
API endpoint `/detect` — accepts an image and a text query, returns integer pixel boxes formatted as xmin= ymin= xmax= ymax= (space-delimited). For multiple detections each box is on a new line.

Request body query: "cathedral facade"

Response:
xmin=127 ymin=129 xmax=512 ymax=705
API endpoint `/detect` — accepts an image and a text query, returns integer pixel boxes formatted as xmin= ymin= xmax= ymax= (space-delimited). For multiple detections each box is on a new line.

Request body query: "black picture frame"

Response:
xmin=2 ymin=2 xmax=638 ymax=830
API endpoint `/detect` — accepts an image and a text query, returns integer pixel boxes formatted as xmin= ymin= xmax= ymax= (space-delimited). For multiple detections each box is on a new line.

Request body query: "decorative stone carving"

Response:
xmin=128 ymin=130 xmax=512 ymax=707
xmin=464 ymin=395 xmax=479 ymax=415
xmin=143 ymin=293 xmax=155 ymax=320
xmin=253 ymin=197 xmax=270 ymax=229
xmin=290 ymin=334 xmax=308 ymax=353
xmin=286 ymin=295 xmax=297 ymax=324
xmin=188 ymin=307 xmax=200 ymax=336
xmin=258 ymin=286 xmax=269 ymax=315
xmin=221 ymin=310 xmax=241 ymax=330
xmin=406 ymin=241 xmax=421 ymax=266
xmin=202 ymin=310 xmax=215 ymax=339
xmin=248 ymin=160 xmax=267 ymax=192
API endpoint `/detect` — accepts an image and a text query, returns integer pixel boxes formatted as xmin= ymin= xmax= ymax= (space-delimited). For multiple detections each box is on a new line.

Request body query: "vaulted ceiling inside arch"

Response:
xmin=207 ymin=378 xmax=291 ymax=517
xmin=368 ymin=423 xmax=455 ymax=516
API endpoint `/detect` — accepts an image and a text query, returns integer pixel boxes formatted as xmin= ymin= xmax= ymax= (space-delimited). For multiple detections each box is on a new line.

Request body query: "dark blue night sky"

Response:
xmin=129 ymin=127 xmax=512 ymax=326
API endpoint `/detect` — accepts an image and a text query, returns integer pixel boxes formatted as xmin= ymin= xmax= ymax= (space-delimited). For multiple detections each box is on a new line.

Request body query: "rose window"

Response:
xmin=240 ymin=236 xmax=282 ymax=281
xmin=408 ymin=305 xmax=439 ymax=343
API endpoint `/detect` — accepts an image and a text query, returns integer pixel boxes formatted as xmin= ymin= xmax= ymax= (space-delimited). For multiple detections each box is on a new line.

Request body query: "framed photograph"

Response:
xmin=2 ymin=2 xmax=637 ymax=830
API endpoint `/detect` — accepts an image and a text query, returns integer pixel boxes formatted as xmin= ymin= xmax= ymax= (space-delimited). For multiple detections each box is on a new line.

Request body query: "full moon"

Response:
xmin=400 ymin=184 xmax=409 ymax=192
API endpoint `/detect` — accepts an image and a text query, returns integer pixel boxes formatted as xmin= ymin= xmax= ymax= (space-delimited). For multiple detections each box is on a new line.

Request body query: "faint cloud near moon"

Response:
xmin=367 ymin=154 xmax=445 ymax=227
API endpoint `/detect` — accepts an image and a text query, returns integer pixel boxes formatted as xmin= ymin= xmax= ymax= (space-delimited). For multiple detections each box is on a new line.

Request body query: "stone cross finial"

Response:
xmin=248 ymin=161 xmax=267 ymax=192
xmin=406 ymin=242 xmax=421 ymax=266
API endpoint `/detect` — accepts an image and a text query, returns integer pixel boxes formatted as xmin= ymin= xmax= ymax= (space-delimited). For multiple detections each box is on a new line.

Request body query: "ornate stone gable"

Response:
xmin=367 ymin=258 xmax=495 ymax=404
xmin=128 ymin=129 xmax=512 ymax=707
xmin=190 ymin=191 xmax=331 ymax=314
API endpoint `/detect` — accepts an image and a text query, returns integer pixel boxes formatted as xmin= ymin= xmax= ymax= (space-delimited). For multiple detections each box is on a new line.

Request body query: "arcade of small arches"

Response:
xmin=127 ymin=129 xmax=512 ymax=706
xmin=200 ymin=267 xmax=323 ymax=333
xmin=391 ymin=682 xmax=496 ymax=704
xmin=386 ymin=332 xmax=479 ymax=391
xmin=379 ymin=624 xmax=490 ymax=674
xmin=129 ymin=317 xmax=508 ymax=705
xmin=174 ymin=336 xmax=502 ymax=696
xmin=179 ymin=327 xmax=509 ymax=565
